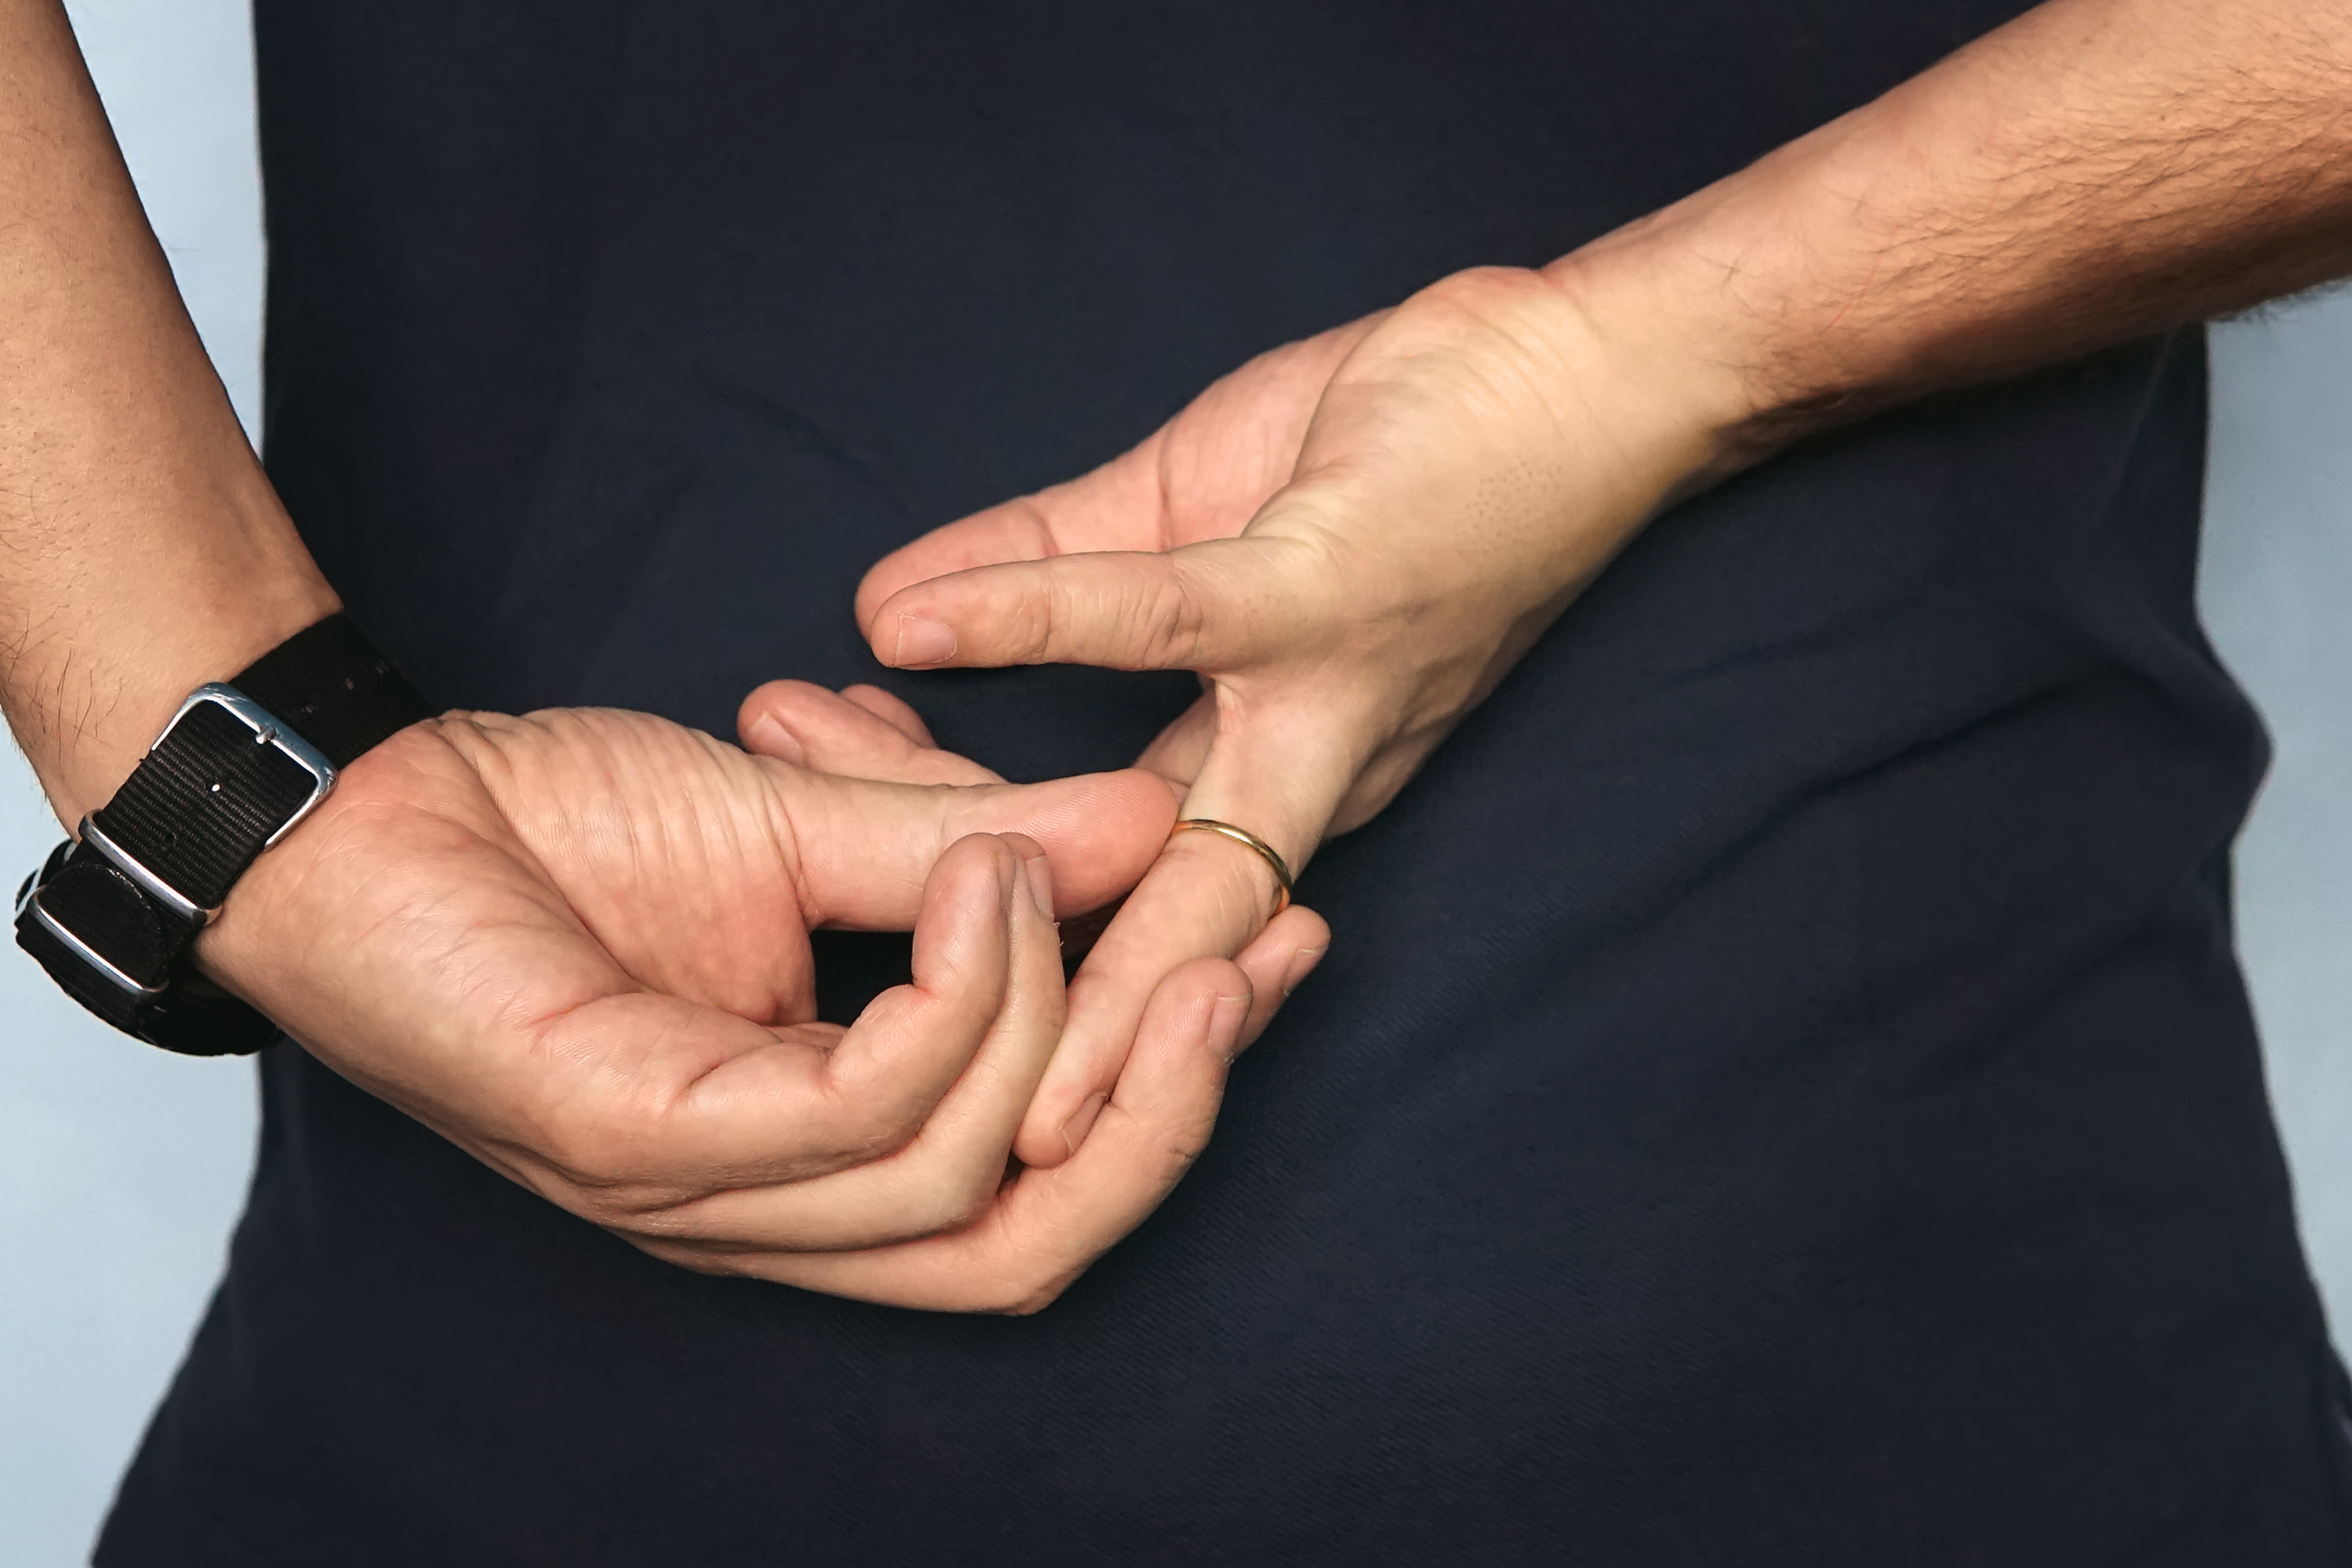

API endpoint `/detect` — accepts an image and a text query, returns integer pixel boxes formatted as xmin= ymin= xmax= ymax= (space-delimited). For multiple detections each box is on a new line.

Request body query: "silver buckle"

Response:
xmin=158 ymin=684 xmax=339 ymax=848
xmin=19 ymin=685 xmax=340 ymax=1004
xmin=75 ymin=683 xmax=340 ymax=930
xmin=23 ymin=886 xmax=167 ymax=997
xmin=80 ymin=816 xmax=220 ymax=927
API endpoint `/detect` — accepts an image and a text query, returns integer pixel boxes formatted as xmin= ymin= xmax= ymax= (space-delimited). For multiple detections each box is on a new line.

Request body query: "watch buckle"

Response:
xmin=78 ymin=816 xmax=221 ymax=928
xmin=20 ymin=882 xmax=169 ymax=998
xmin=160 ymin=683 xmax=340 ymax=848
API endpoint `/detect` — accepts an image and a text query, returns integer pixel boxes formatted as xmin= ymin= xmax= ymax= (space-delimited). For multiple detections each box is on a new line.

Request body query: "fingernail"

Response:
xmin=1061 ymin=1091 xmax=1109 ymax=1156
xmin=1022 ymin=853 xmax=1057 ymax=920
xmin=1280 ymin=945 xmax=1327 ymax=999
xmin=1208 ymin=991 xmax=1250 ymax=1060
xmin=891 ymin=615 xmax=958 ymax=667
xmin=746 ymin=712 xmax=807 ymax=767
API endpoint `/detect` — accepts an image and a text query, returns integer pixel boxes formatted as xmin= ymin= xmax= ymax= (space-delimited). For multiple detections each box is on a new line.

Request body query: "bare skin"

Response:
xmin=810 ymin=0 xmax=2352 ymax=1178
xmin=0 ymin=0 xmax=1327 ymax=1312
xmin=13 ymin=0 xmax=2352 ymax=1310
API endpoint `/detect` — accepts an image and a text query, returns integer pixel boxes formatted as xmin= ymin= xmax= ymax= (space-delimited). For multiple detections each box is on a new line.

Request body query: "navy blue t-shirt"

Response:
xmin=98 ymin=3 xmax=2352 ymax=1562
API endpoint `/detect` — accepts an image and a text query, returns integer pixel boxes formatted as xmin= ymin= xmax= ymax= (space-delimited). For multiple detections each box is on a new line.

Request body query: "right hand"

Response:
xmin=830 ymin=269 xmax=1717 ymax=1174
xmin=190 ymin=705 xmax=1187 ymax=1267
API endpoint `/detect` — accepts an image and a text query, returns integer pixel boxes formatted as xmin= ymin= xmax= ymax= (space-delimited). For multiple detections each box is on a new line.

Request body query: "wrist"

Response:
xmin=5 ymin=490 xmax=342 ymax=827
xmin=1542 ymin=105 xmax=1920 ymax=472
xmin=1527 ymin=246 xmax=1762 ymax=499
xmin=15 ymin=611 xmax=431 ymax=1055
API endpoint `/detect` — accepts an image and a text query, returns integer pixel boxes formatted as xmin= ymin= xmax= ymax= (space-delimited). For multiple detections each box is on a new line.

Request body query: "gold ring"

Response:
xmin=1167 ymin=818 xmax=1294 ymax=918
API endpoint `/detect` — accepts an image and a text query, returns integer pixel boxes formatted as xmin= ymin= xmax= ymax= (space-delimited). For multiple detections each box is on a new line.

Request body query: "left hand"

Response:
xmin=208 ymin=702 xmax=1236 ymax=1312
xmin=743 ymin=263 xmax=1744 ymax=1168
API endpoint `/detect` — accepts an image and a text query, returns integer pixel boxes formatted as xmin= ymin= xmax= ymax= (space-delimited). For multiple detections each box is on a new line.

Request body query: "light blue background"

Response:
xmin=4 ymin=5 xmax=2348 ymax=1563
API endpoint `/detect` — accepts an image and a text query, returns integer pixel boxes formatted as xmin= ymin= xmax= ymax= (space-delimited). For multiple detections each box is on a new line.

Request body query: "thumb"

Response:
xmin=775 ymin=764 xmax=1180 ymax=931
xmin=863 ymin=535 xmax=1308 ymax=674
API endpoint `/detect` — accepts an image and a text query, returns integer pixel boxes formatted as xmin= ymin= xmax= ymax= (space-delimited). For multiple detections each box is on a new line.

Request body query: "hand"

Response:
xmin=778 ymin=264 xmax=1733 ymax=1167
xmin=728 ymin=680 xmax=1326 ymax=1308
xmin=194 ymin=705 xmax=1226 ymax=1303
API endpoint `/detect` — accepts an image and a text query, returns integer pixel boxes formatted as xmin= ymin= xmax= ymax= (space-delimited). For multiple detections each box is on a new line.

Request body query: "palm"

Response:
xmin=437 ymin=708 xmax=838 ymax=1027
xmin=857 ymin=273 xmax=1699 ymax=822
xmin=807 ymin=267 xmax=1698 ymax=1175
xmin=196 ymin=718 xmax=757 ymax=1200
xmin=201 ymin=707 xmax=1179 ymax=1221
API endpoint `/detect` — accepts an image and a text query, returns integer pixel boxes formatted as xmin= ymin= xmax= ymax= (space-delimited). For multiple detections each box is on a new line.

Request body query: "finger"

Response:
xmin=777 ymin=764 xmax=1178 ymax=928
xmin=854 ymin=448 xmax=1168 ymax=633
xmin=619 ymin=840 xmax=1067 ymax=1251
xmin=698 ymin=956 xmax=1252 ymax=1312
xmin=853 ymin=318 xmax=1378 ymax=638
xmin=1229 ymin=903 xmax=1330 ymax=1053
xmin=738 ymin=679 xmax=1001 ymax=786
xmin=501 ymin=833 xmax=1020 ymax=1202
xmin=862 ymin=535 xmax=1312 ymax=674
xmin=1010 ymin=702 xmax=1350 ymax=1167
xmin=812 ymin=833 xmax=1029 ymax=1147
xmin=839 ymin=684 xmax=940 ymax=748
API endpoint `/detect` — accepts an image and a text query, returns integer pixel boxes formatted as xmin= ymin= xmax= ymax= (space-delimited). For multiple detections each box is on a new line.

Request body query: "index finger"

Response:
xmin=861 ymin=538 xmax=1301 ymax=676
xmin=854 ymin=445 xmax=1170 ymax=633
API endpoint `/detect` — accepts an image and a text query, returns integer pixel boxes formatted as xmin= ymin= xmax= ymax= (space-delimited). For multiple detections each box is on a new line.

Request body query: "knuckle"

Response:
xmin=562 ymin=1186 xmax=641 ymax=1229
xmin=937 ymin=1157 xmax=1007 ymax=1233
xmin=961 ymin=1237 xmax=1091 ymax=1316
xmin=1029 ymin=562 xmax=1203 ymax=670
xmin=1417 ymin=262 xmax=1544 ymax=317
xmin=991 ymin=1271 xmax=1076 ymax=1316
xmin=858 ymin=1085 xmax=935 ymax=1158
xmin=527 ymin=1094 xmax=678 ymax=1205
xmin=629 ymin=1236 xmax=746 ymax=1279
xmin=535 ymin=1109 xmax=639 ymax=1190
xmin=1135 ymin=572 xmax=1207 ymax=668
xmin=892 ymin=1142 xmax=1007 ymax=1239
xmin=1010 ymin=580 xmax=1063 ymax=664
xmin=907 ymin=1191 xmax=988 ymax=1244
xmin=812 ymin=1080 xmax=929 ymax=1171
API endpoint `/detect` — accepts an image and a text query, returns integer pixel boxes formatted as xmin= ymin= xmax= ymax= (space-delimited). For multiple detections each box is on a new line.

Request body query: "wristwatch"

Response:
xmin=13 ymin=615 xmax=431 ymax=1056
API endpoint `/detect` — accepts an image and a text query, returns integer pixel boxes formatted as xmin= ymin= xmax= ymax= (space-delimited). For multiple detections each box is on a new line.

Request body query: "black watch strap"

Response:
xmin=13 ymin=615 xmax=430 ymax=1056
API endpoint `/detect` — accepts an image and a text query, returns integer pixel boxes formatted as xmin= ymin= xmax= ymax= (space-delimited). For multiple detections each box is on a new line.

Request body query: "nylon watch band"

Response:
xmin=13 ymin=615 xmax=431 ymax=1055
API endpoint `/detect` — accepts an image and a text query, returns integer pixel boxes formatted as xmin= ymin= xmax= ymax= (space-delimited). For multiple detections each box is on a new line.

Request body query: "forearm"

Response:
xmin=1559 ymin=0 xmax=2352 ymax=454
xmin=0 ymin=0 xmax=336 ymax=825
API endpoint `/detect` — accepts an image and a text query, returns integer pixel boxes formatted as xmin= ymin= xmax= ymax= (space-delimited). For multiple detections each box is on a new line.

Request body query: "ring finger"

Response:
xmin=1011 ymin=695 xmax=1348 ymax=1167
